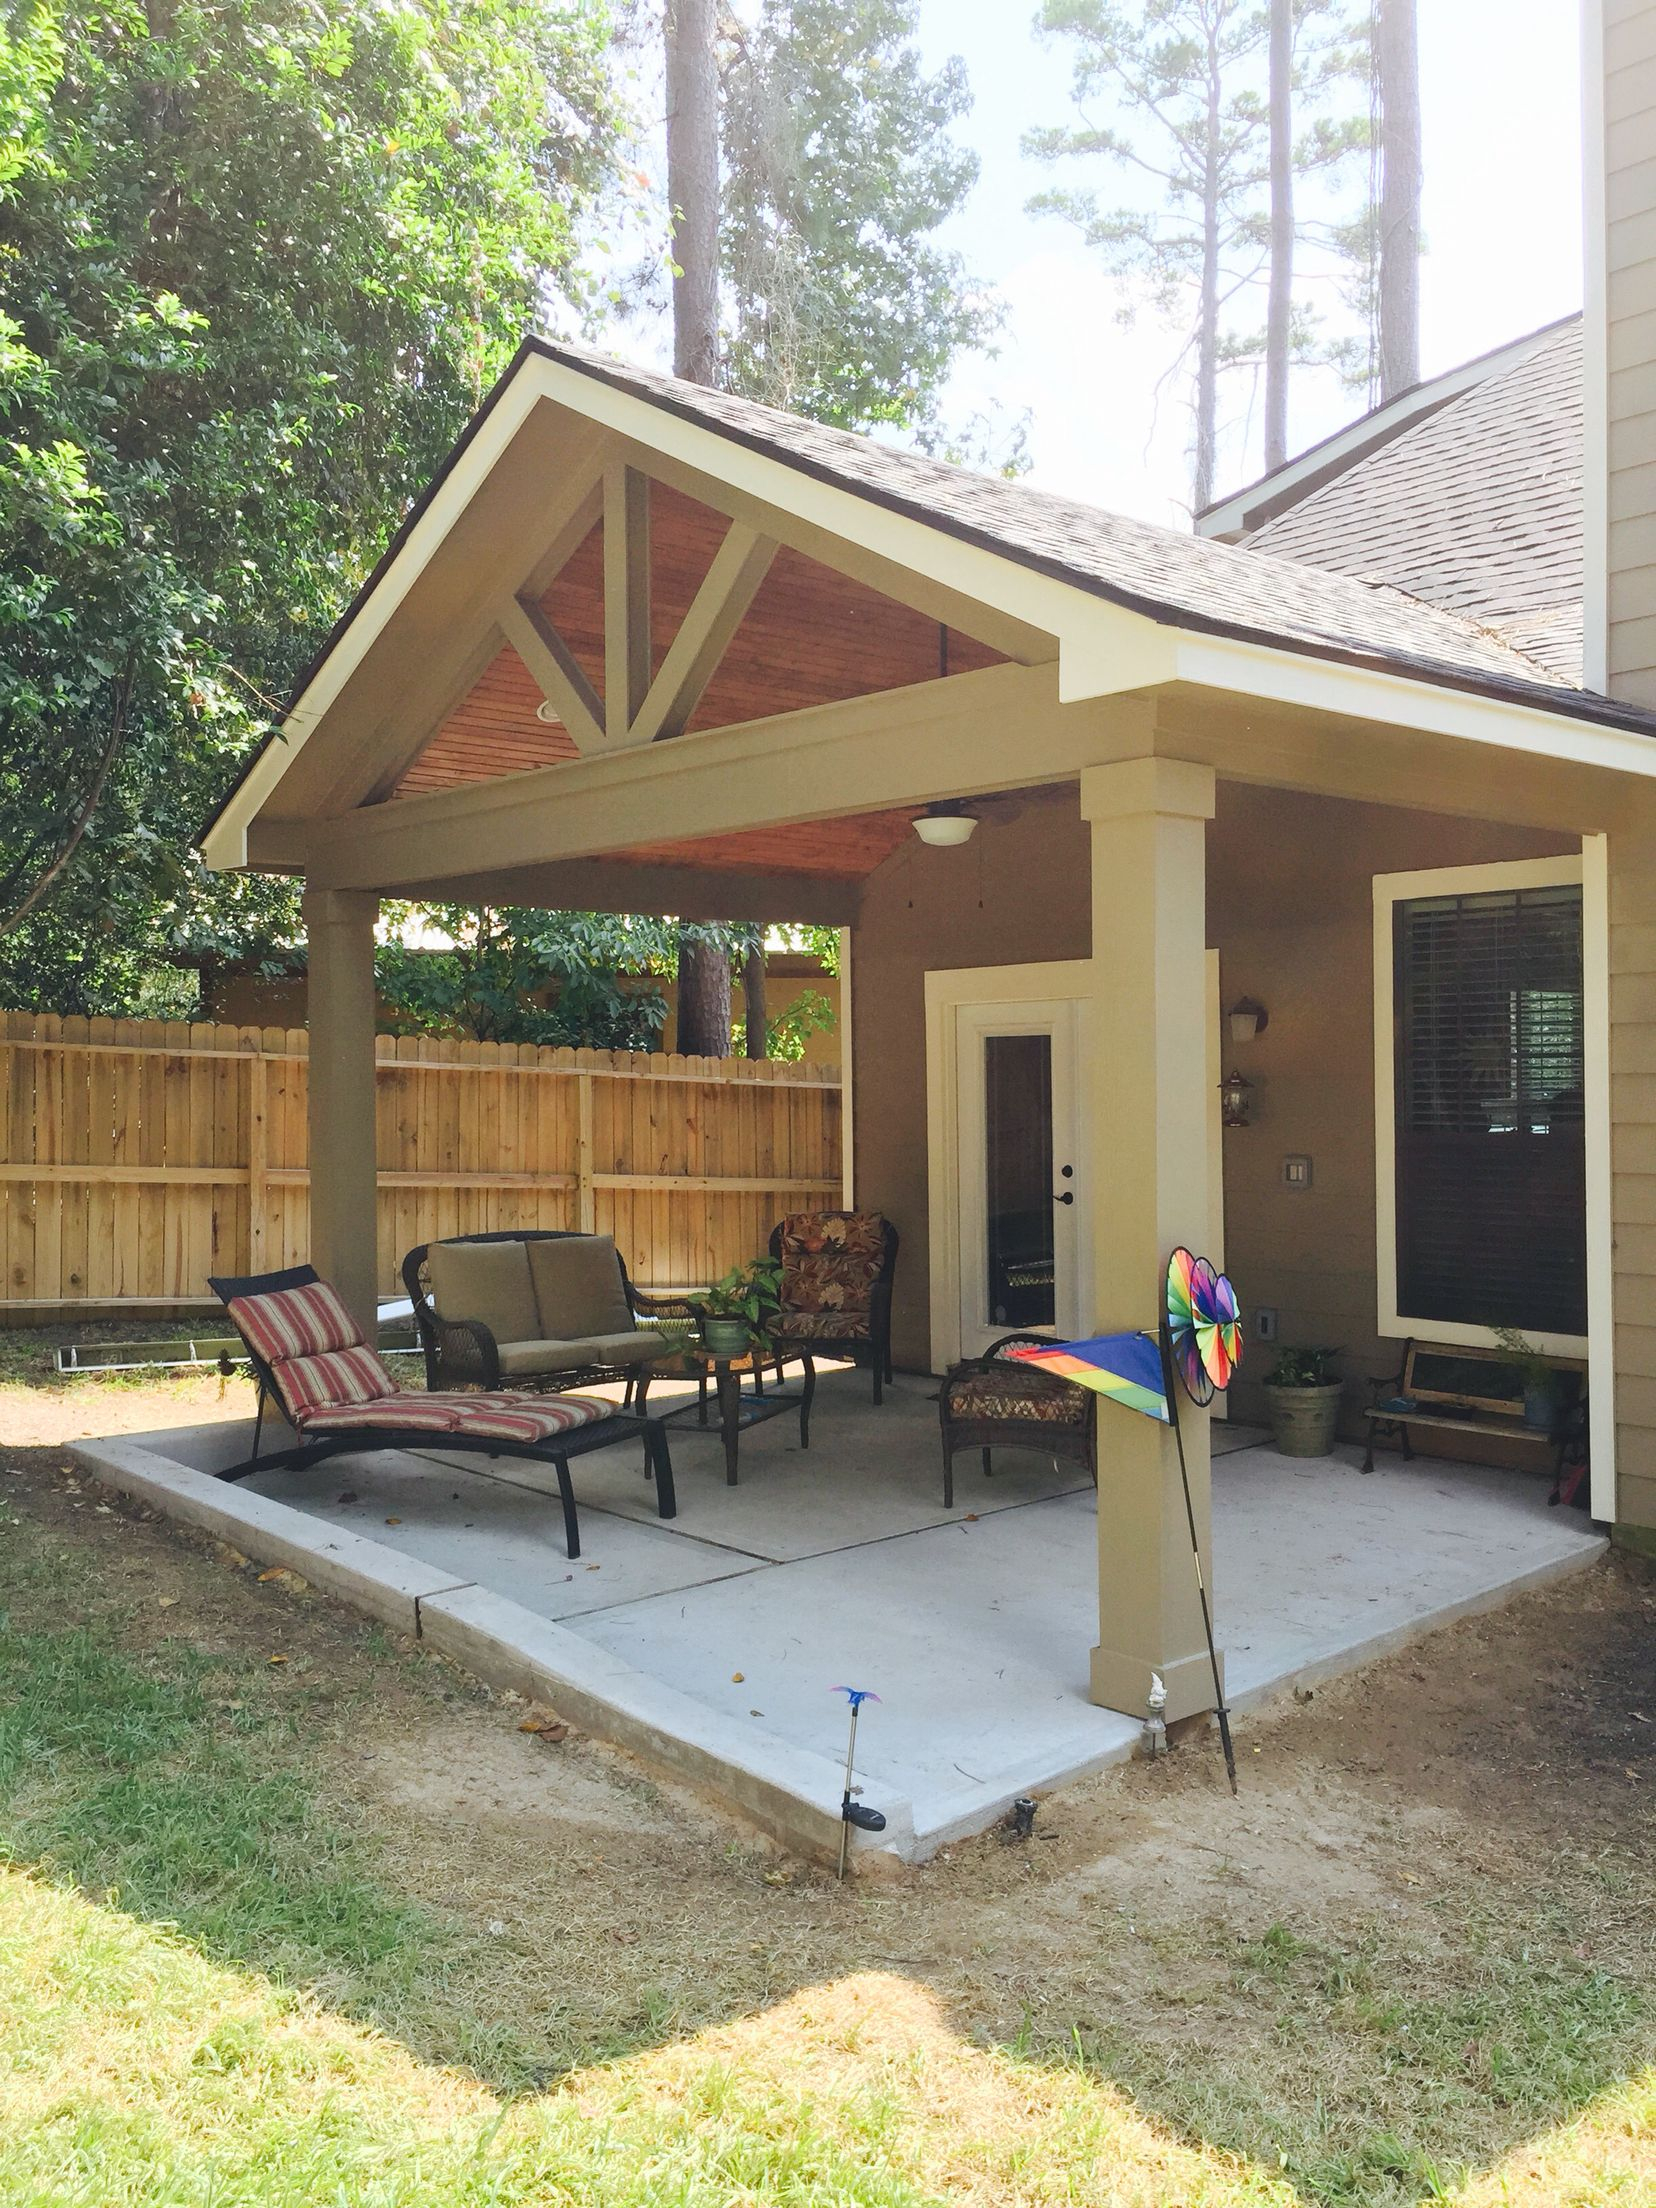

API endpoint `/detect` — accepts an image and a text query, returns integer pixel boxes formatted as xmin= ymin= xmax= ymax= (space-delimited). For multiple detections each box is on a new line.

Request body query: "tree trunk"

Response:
xmin=676 ymin=933 xmax=731 ymax=1057
xmin=1265 ymin=0 xmax=1293 ymax=474
xmin=664 ymin=0 xmax=720 ymax=386
xmin=742 ymin=942 xmax=768 ymax=1057
xmin=1193 ymin=22 xmax=1222 ymax=512
xmin=1376 ymin=0 xmax=1421 ymax=400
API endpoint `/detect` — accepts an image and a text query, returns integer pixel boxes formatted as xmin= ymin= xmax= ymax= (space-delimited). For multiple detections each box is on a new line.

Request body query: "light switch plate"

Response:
xmin=1255 ymin=1306 xmax=1278 ymax=1341
xmin=1282 ymin=1154 xmax=1313 ymax=1190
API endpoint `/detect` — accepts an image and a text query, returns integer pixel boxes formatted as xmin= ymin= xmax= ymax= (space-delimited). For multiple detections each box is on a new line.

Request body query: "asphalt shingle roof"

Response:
xmin=1247 ymin=320 xmax=1584 ymax=681
xmin=535 ymin=335 xmax=1638 ymax=729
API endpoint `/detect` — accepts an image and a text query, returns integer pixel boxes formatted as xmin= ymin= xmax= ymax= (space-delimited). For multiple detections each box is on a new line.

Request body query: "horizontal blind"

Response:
xmin=1395 ymin=884 xmax=1586 ymax=1335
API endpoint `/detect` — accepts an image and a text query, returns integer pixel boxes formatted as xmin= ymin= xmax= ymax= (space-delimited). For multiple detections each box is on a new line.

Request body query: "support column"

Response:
xmin=1080 ymin=758 xmax=1220 ymax=1723
xmin=303 ymin=886 xmax=380 ymax=1341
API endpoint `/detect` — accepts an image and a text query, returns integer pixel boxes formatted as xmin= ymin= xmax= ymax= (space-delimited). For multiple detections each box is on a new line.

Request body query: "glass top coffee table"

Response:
xmin=641 ymin=1341 xmax=814 ymax=1485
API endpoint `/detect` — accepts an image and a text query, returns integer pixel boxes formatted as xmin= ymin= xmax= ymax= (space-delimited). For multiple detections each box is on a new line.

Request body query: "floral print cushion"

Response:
xmin=775 ymin=1212 xmax=887 ymax=1330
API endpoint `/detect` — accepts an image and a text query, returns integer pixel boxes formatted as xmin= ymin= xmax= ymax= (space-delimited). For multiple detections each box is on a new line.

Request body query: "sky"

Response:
xmin=902 ymin=0 xmax=1585 ymax=526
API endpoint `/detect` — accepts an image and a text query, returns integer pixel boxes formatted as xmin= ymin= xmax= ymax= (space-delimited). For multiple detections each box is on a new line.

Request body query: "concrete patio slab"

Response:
xmin=421 ymin=1370 xmax=1091 ymax=1562
xmin=73 ymin=1372 xmax=1607 ymax=1864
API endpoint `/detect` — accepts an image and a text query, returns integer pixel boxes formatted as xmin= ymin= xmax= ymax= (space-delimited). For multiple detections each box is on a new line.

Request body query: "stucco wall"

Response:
xmin=854 ymin=778 xmax=1572 ymax=1396
xmin=852 ymin=789 xmax=1092 ymax=1369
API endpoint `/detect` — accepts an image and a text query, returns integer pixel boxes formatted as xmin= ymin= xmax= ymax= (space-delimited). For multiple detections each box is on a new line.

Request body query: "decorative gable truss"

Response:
xmin=494 ymin=463 xmax=779 ymax=756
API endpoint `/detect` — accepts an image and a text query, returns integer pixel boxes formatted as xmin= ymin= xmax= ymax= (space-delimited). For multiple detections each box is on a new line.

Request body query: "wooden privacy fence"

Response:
xmin=0 ymin=1011 xmax=842 ymax=1311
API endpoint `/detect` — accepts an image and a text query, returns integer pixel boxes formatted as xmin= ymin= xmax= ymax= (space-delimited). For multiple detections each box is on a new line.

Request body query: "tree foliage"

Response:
xmin=1026 ymin=0 xmax=1368 ymax=509
xmin=718 ymin=0 xmax=997 ymax=438
xmin=0 ymin=0 xmax=620 ymax=1013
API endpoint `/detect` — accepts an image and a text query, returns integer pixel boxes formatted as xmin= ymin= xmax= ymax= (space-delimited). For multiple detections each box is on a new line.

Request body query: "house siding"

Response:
xmin=1601 ymin=0 xmax=1656 ymax=706
xmin=1610 ymin=823 xmax=1656 ymax=1527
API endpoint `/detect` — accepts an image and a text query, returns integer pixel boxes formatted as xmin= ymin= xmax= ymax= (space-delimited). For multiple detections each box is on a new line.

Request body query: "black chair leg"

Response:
xmin=650 ymin=1424 xmax=678 ymax=1519
xmin=982 ymin=1448 xmax=993 ymax=1478
xmin=552 ymin=1457 xmax=581 ymax=1558
xmin=871 ymin=1346 xmax=882 ymax=1407
xmin=942 ymin=1444 xmax=954 ymax=1509
xmin=799 ymin=1355 xmax=815 ymax=1449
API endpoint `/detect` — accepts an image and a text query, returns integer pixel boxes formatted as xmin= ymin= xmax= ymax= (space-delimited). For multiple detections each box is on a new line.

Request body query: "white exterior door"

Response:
xmin=926 ymin=965 xmax=1093 ymax=1369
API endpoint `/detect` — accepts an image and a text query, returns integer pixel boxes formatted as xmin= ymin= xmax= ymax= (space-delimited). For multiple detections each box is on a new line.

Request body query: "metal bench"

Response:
xmin=1363 ymin=1338 xmax=1587 ymax=1503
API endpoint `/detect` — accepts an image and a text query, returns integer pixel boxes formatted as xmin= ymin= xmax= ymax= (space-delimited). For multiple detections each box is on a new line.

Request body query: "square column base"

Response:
xmin=1090 ymin=1641 xmax=1222 ymax=1725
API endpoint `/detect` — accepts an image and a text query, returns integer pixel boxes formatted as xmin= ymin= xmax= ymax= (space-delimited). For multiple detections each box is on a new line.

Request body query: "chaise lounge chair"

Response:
xmin=208 ymin=1263 xmax=674 ymax=1558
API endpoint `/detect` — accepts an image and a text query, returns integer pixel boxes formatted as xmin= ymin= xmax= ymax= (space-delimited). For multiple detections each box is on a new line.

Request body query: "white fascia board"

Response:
xmin=1169 ymin=634 xmax=1656 ymax=782
xmin=202 ymin=370 xmax=551 ymax=872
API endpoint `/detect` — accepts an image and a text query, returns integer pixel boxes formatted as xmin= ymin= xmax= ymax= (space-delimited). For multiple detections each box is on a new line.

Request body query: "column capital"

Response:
xmin=302 ymin=884 xmax=379 ymax=932
xmin=1079 ymin=756 xmax=1215 ymax=825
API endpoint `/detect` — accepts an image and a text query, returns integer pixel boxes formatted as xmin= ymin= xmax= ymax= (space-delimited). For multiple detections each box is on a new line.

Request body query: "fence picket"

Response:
xmin=0 ymin=1013 xmax=840 ymax=1308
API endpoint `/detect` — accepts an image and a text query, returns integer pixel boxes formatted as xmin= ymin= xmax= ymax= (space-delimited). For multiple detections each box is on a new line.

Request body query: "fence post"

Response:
xmin=247 ymin=1049 xmax=269 ymax=1271
xmin=576 ymin=1068 xmax=597 ymax=1232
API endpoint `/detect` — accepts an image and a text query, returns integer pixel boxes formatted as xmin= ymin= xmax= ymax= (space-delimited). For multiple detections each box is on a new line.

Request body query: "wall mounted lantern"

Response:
xmin=1219 ymin=1068 xmax=1255 ymax=1128
xmin=1227 ymin=996 xmax=1268 ymax=1044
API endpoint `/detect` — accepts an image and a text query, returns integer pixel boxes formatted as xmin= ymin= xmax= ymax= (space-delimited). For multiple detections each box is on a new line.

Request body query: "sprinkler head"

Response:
xmin=1010 ymin=1796 xmax=1037 ymax=1839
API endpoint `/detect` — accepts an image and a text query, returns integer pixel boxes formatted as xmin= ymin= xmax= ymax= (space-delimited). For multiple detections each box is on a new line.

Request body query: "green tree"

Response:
xmin=1026 ymin=0 xmax=1367 ymax=510
xmin=719 ymin=0 xmax=998 ymax=437
xmin=0 ymin=0 xmax=620 ymax=1013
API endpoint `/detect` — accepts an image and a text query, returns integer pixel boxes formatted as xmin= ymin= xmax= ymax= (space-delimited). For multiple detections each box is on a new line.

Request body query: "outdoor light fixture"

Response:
xmin=911 ymin=799 xmax=978 ymax=847
xmin=1219 ymin=1068 xmax=1255 ymax=1128
xmin=1227 ymin=996 xmax=1268 ymax=1043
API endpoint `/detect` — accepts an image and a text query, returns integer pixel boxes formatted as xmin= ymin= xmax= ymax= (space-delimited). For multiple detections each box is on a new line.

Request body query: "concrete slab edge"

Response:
xmin=72 ymin=1431 xmax=917 ymax=1871
xmin=71 ymin=1435 xmax=471 ymax=1633
xmin=417 ymin=1583 xmax=916 ymax=1869
xmin=1224 ymin=1533 xmax=1609 ymax=1719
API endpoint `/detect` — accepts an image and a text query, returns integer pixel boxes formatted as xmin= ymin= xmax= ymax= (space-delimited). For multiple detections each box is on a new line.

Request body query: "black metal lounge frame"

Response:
xmin=208 ymin=1265 xmax=675 ymax=1560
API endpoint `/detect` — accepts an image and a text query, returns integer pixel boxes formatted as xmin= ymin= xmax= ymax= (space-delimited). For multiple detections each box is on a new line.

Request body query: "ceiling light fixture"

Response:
xmin=912 ymin=800 xmax=978 ymax=848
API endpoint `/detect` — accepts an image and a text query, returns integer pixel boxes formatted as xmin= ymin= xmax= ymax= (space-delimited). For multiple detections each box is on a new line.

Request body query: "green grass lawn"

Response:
xmin=0 ymin=1440 xmax=1650 ymax=2206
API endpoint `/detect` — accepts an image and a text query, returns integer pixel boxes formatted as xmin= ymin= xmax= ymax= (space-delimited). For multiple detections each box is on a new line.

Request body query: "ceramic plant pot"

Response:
xmin=1266 ymin=1380 xmax=1344 ymax=1458
xmin=700 ymin=1316 xmax=751 ymax=1358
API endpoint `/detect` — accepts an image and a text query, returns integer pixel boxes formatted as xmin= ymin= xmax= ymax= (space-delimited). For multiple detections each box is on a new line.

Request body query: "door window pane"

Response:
xmin=984 ymin=1033 xmax=1054 ymax=1327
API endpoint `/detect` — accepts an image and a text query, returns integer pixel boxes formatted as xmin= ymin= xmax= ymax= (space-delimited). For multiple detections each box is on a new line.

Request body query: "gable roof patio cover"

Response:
xmin=204 ymin=335 xmax=1656 ymax=876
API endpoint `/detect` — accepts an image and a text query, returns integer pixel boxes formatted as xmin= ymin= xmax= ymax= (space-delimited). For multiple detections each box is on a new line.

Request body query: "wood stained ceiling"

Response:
xmin=394 ymin=481 xmax=1006 ymax=878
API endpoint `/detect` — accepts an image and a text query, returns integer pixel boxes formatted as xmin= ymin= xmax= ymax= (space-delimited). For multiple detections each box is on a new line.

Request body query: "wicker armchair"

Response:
xmin=402 ymin=1230 xmax=695 ymax=1397
xmin=938 ymin=1331 xmax=1098 ymax=1508
xmin=765 ymin=1211 xmax=898 ymax=1404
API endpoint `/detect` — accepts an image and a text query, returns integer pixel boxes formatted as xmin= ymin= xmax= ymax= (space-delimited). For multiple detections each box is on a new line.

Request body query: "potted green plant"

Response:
xmin=1493 ymin=1326 xmax=1559 ymax=1431
xmin=697 ymin=1256 xmax=784 ymax=1358
xmin=1263 ymin=1345 xmax=1343 ymax=1457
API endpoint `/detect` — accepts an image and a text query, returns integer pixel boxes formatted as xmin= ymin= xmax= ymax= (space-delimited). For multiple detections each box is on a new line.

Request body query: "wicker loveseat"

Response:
xmin=403 ymin=1230 xmax=694 ymax=1395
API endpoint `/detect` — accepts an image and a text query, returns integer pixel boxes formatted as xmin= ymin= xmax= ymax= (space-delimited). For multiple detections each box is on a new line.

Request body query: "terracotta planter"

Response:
xmin=1266 ymin=1380 xmax=1344 ymax=1457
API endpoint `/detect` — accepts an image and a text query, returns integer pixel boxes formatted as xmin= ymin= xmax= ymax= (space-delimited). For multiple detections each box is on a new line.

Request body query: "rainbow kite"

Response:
xmin=1007 ymin=1329 xmax=1170 ymax=1422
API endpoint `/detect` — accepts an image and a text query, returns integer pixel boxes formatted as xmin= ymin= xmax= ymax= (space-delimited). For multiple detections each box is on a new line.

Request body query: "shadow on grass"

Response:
xmin=0 ymin=1463 xmax=1651 ymax=2206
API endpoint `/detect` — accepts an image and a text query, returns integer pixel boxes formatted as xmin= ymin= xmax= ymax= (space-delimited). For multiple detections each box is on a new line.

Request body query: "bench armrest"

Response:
xmin=426 ymin=1313 xmax=502 ymax=1389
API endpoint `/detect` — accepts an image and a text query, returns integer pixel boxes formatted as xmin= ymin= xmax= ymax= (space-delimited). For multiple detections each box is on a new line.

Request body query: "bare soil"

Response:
xmin=5 ymin=1368 xmax=1652 ymax=2197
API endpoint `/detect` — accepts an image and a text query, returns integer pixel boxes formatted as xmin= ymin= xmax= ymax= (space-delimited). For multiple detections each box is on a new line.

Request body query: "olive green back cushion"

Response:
xmin=527 ymin=1234 xmax=634 ymax=1341
xmin=427 ymin=1238 xmax=539 ymax=1348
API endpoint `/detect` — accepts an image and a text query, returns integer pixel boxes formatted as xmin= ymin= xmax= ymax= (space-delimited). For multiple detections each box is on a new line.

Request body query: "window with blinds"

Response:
xmin=1394 ymin=883 xmax=1586 ymax=1335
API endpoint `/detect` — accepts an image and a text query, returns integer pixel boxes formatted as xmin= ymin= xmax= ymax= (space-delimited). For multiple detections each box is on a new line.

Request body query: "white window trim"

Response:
xmin=1372 ymin=854 xmax=1589 ymax=1359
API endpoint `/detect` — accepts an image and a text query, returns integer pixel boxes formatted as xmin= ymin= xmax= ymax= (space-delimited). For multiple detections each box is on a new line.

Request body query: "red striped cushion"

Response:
xmin=278 ymin=1345 xmax=402 ymax=1427
xmin=230 ymin=1280 xmax=364 ymax=1363
xmin=302 ymin=1397 xmax=463 ymax=1432
xmin=302 ymin=1390 xmax=612 ymax=1442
